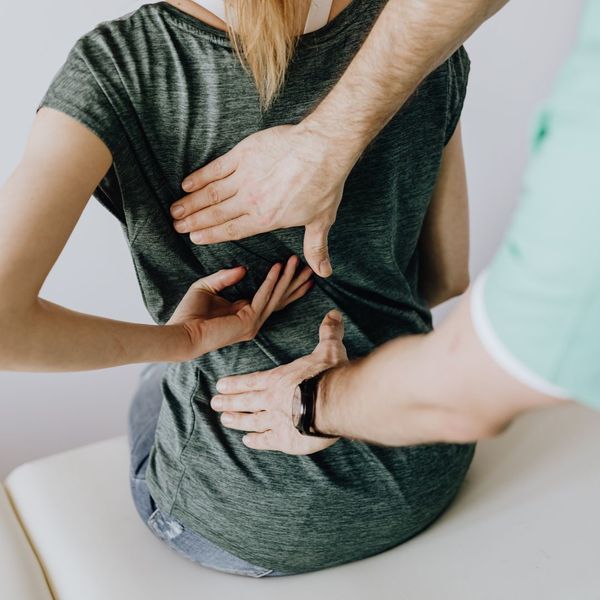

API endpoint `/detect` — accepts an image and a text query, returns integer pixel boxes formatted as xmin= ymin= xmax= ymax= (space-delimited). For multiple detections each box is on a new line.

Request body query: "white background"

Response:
xmin=0 ymin=0 xmax=585 ymax=477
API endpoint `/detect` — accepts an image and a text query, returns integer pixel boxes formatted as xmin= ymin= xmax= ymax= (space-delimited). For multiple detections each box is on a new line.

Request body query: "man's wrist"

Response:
xmin=296 ymin=116 xmax=365 ymax=173
xmin=313 ymin=365 xmax=345 ymax=437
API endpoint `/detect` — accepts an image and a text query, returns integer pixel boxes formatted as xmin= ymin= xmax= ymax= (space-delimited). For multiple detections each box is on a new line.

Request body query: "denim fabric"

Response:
xmin=127 ymin=363 xmax=287 ymax=578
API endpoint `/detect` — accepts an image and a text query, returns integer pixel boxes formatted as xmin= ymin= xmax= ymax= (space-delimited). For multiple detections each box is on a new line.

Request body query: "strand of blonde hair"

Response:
xmin=225 ymin=0 xmax=311 ymax=109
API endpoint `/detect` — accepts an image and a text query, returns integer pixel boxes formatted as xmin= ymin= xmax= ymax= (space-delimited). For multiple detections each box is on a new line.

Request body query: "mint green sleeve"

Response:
xmin=471 ymin=0 xmax=600 ymax=408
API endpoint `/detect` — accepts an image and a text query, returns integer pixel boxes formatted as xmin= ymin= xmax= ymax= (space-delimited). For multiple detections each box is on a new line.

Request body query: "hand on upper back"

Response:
xmin=167 ymin=255 xmax=314 ymax=360
xmin=169 ymin=124 xmax=352 ymax=278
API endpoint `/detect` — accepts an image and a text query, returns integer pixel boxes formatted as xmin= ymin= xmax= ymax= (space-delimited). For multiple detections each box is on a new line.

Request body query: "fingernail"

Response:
xmin=221 ymin=413 xmax=232 ymax=424
xmin=182 ymin=178 xmax=194 ymax=191
xmin=211 ymin=397 xmax=223 ymax=410
xmin=171 ymin=204 xmax=184 ymax=218
xmin=216 ymin=380 xmax=227 ymax=392
xmin=319 ymin=260 xmax=332 ymax=276
xmin=190 ymin=232 xmax=203 ymax=244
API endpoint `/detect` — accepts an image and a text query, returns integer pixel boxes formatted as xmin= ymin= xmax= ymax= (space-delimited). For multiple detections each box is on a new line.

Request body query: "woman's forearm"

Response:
xmin=303 ymin=0 xmax=508 ymax=163
xmin=418 ymin=124 xmax=470 ymax=308
xmin=0 ymin=298 xmax=185 ymax=372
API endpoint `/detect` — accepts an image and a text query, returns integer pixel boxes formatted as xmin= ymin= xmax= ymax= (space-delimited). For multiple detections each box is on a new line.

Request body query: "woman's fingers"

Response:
xmin=220 ymin=410 xmax=270 ymax=432
xmin=191 ymin=266 xmax=247 ymax=294
xmin=278 ymin=265 xmax=314 ymax=308
xmin=279 ymin=280 xmax=313 ymax=309
xmin=249 ymin=262 xmax=282 ymax=314
xmin=263 ymin=255 xmax=300 ymax=316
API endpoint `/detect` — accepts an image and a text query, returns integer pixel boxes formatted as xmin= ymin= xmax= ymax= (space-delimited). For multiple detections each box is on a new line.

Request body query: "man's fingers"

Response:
xmin=211 ymin=391 xmax=266 ymax=413
xmin=191 ymin=266 xmax=247 ymax=294
xmin=188 ymin=216 xmax=261 ymax=245
xmin=177 ymin=198 xmax=246 ymax=236
xmin=220 ymin=410 xmax=270 ymax=432
xmin=242 ymin=432 xmax=277 ymax=451
xmin=216 ymin=368 xmax=280 ymax=394
xmin=304 ymin=219 xmax=333 ymax=278
xmin=181 ymin=152 xmax=238 ymax=193
xmin=318 ymin=310 xmax=345 ymax=342
xmin=172 ymin=175 xmax=239 ymax=220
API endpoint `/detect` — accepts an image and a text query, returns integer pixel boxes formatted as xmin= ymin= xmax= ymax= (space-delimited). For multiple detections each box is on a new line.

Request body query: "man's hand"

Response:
xmin=170 ymin=124 xmax=354 ymax=278
xmin=210 ymin=310 xmax=349 ymax=454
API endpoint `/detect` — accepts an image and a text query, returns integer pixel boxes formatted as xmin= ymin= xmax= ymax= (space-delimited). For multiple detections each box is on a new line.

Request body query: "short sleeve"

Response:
xmin=37 ymin=40 xmax=125 ymax=158
xmin=444 ymin=46 xmax=471 ymax=146
xmin=469 ymin=1 xmax=600 ymax=409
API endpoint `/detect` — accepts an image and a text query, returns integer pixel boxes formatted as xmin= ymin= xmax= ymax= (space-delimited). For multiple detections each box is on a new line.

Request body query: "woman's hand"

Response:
xmin=210 ymin=310 xmax=348 ymax=455
xmin=170 ymin=124 xmax=352 ymax=278
xmin=167 ymin=255 xmax=312 ymax=360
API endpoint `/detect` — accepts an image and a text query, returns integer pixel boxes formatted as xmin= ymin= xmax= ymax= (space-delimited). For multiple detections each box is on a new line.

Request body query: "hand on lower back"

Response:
xmin=211 ymin=310 xmax=349 ymax=455
xmin=169 ymin=124 xmax=351 ymax=278
xmin=167 ymin=255 xmax=313 ymax=360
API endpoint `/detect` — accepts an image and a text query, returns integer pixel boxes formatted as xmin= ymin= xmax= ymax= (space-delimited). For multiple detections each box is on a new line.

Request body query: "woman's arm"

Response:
xmin=0 ymin=107 xmax=191 ymax=371
xmin=0 ymin=108 xmax=311 ymax=372
xmin=418 ymin=123 xmax=469 ymax=307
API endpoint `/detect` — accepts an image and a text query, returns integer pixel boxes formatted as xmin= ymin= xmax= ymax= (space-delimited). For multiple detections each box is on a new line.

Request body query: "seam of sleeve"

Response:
xmin=470 ymin=272 xmax=572 ymax=400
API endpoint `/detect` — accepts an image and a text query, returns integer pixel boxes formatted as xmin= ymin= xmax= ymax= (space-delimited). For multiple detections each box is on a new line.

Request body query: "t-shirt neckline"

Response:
xmin=155 ymin=0 xmax=359 ymax=47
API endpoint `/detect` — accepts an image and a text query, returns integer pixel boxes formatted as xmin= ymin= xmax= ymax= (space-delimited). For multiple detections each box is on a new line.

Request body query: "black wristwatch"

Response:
xmin=292 ymin=372 xmax=337 ymax=438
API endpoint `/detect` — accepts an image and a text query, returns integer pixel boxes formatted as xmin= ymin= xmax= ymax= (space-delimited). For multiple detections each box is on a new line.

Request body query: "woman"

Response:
xmin=0 ymin=0 xmax=473 ymax=578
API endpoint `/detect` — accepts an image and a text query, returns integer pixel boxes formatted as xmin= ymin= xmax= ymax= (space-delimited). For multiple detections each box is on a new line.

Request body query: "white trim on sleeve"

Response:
xmin=470 ymin=272 xmax=571 ymax=399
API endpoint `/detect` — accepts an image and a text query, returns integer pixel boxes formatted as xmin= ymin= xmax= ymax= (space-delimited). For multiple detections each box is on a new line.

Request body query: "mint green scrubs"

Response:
xmin=472 ymin=0 xmax=600 ymax=408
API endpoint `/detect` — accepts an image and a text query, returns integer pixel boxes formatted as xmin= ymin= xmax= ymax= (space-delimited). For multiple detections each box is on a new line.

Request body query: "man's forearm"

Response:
xmin=0 ymin=298 xmax=185 ymax=372
xmin=315 ymin=291 xmax=560 ymax=446
xmin=303 ymin=0 xmax=508 ymax=163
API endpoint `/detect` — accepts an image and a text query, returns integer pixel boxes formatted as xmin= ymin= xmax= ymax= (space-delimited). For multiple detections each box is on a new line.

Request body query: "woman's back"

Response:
xmin=39 ymin=0 xmax=473 ymax=573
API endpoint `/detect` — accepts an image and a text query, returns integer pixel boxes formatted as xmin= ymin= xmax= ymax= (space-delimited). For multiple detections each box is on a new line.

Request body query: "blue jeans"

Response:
xmin=127 ymin=363 xmax=287 ymax=577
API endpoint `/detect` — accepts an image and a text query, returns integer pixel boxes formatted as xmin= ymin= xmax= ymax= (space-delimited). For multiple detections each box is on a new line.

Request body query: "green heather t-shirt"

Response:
xmin=471 ymin=0 xmax=600 ymax=408
xmin=39 ymin=1 xmax=473 ymax=573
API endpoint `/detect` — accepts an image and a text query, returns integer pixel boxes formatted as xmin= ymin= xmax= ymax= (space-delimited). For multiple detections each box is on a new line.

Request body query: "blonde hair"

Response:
xmin=225 ymin=0 xmax=311 ymax=109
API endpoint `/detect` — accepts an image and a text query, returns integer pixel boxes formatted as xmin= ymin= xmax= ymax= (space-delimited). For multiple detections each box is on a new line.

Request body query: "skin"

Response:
xmin=171 ymin=0 xmax=508 ymax=277
xmin=0 ymin=107 xmax=313 ymax=372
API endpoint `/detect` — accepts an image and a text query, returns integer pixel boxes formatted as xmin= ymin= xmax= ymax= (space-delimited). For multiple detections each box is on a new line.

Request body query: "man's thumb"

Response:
xmin=304 ymin=220 xmax=332 ymax=278
xmin=318 ymin=310 xmax=344 ymax=343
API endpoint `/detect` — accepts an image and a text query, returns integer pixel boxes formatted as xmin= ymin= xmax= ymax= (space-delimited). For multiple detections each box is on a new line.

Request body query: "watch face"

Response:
xmin=291 ymin=385 xmax=303 ymax=429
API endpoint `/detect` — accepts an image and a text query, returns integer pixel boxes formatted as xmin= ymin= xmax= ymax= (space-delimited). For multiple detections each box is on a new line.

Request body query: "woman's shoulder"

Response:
xmin=72 ymin=4 xmax=160 ymax=64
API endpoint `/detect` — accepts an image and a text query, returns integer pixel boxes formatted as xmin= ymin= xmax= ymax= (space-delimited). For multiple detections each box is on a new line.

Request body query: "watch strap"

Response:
xmin=297 ymin=373 xmax=337 ymax=438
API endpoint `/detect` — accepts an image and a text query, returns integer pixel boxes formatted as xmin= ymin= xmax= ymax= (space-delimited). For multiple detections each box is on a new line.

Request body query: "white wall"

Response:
xmin=0 ymin=0 xmax=585 ymax=478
